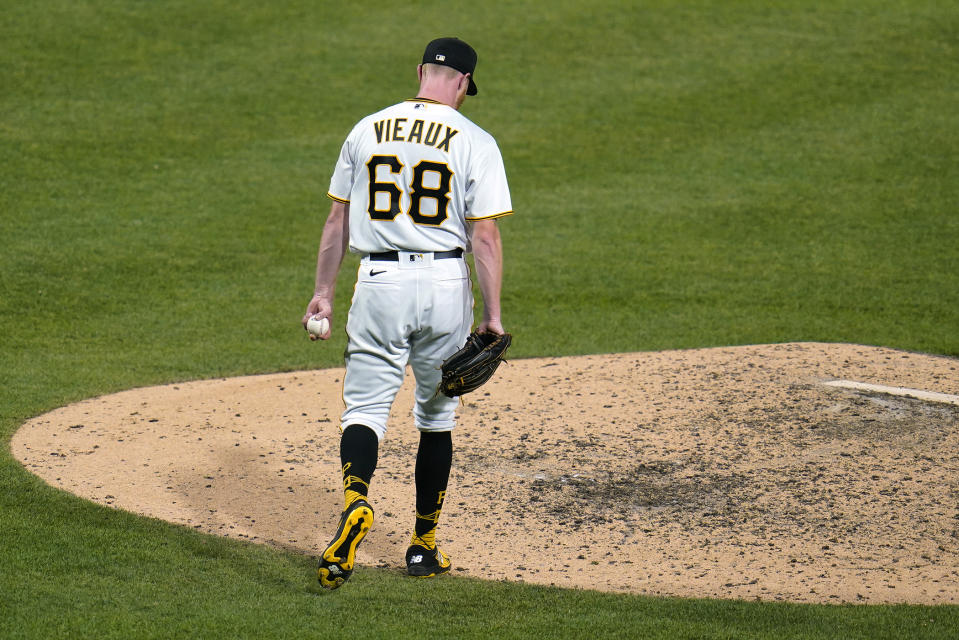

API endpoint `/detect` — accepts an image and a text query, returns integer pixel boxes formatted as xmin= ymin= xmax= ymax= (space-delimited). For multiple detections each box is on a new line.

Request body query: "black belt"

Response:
xmin=368 ymin=248 xmax=463 ymax=261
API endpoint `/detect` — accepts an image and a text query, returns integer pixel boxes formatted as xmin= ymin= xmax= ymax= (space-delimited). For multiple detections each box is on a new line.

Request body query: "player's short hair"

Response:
xmin=421 ymin=62 xmax=464 ymax=83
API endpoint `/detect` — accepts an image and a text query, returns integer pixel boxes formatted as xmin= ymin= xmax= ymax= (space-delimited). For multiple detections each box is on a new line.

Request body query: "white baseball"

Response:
xmin=307 ymin=315 xmax=330 ymax=337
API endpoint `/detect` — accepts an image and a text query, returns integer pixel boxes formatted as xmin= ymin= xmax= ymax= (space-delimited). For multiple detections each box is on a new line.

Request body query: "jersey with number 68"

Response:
xmin=327 ymin=98 xmax=513 ymax=255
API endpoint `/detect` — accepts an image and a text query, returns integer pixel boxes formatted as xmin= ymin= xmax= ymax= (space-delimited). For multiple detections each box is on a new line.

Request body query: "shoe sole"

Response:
xmin=317 ymin=503 xmax=374 ymax=590
xmin=408 ymin=565 xmax=451 ymax=578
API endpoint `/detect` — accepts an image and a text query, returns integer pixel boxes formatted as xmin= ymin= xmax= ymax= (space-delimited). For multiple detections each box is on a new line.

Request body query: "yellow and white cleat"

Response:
xmin=317 ymin=499 xmax=374 ymax=590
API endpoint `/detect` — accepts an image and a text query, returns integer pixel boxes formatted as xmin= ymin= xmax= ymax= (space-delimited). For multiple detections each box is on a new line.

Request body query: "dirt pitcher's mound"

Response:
xmin=12 ymin=343 xmax=959 ymax=604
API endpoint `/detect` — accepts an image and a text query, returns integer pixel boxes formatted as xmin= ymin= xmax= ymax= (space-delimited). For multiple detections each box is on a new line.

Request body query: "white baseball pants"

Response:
xmin=340 ymin=251 xmax=473 ymax=440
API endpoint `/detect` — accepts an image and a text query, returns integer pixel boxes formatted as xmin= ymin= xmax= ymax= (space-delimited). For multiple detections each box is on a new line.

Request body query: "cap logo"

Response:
xmin=435 ymin=54 xmax=446 ymax=61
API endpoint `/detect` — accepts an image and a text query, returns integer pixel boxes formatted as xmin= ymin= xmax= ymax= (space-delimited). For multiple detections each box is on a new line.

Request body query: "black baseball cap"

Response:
xmin=422 ymin=37 xmax=478 ymax=95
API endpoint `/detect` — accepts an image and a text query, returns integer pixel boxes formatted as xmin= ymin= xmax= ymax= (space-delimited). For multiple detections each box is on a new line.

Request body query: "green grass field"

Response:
xmin=3 ymin=1 xmax=958 ymax=637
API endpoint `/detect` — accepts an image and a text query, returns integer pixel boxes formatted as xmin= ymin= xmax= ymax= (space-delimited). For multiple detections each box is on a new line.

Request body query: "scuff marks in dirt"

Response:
xmin=11 ymin=343 xmax=959 ymax=604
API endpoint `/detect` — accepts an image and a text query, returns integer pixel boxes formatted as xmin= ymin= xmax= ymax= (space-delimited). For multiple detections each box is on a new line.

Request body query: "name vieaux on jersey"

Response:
xmin=373 ymin=118 xmax=458 ymax=152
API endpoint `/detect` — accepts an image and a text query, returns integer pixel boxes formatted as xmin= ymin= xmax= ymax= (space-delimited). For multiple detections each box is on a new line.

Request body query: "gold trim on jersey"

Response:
xmin=405 ymin=97 xmax=443 ymax=104
xmin=466 ymin=210 xmax=514 ymax=221
xmin=327 ymin=192 xmax=350 ymax=204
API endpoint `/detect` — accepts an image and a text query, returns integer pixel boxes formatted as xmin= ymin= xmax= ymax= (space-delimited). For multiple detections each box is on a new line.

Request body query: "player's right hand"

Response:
xmin=303 ymin=295 xmax=333 ymax=341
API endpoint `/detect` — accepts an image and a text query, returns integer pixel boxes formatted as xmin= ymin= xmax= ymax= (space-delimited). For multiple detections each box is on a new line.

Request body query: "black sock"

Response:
xmin=414 ymin=431 xmax=452 ymax=542
xmin=340 ymin=424 xmax=378 ymax=507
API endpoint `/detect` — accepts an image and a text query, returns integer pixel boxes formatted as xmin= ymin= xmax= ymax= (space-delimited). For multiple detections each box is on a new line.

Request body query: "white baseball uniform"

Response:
xmin=327 ymin=98 xmax=512 ymax=440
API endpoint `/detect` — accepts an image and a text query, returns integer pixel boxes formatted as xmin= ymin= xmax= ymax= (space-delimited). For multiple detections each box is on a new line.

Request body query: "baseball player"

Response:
xmin=302 ymin=37 xmax=512 ymax=589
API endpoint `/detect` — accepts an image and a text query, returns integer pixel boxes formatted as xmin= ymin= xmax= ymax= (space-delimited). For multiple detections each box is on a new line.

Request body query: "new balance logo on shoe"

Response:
xmin=405 ymin=543 xmax=451 ymax=578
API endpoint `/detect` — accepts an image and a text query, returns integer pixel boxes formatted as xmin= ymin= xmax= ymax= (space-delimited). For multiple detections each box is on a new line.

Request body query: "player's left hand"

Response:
xmin=477 ymin=319 xmax=505 ymax=335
